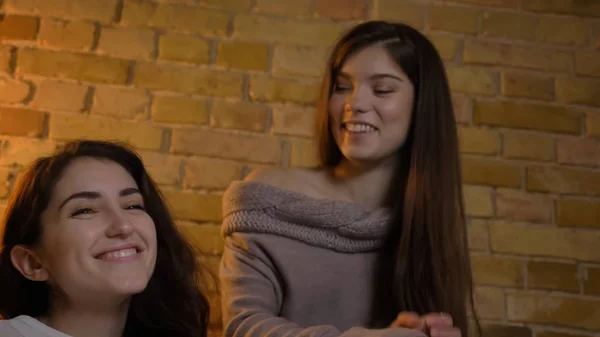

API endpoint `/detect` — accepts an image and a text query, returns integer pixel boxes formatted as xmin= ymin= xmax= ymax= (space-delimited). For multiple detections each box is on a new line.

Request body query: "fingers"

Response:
xmin=390 ymin=311 xmax=423 ymax=330
xmin=422 ymin=312 xmax=453 ymax=329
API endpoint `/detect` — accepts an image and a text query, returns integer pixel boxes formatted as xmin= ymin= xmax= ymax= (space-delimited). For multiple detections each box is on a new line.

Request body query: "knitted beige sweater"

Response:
xmin=220 ymin=181 xmax=425 ymax=337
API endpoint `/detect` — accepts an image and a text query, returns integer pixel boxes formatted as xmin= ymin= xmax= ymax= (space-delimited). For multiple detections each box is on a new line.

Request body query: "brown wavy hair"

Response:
xmin=316 ymin=21 xmax=480 ymax=336
xmin=0 ymin=140 xmax=211 ymax=337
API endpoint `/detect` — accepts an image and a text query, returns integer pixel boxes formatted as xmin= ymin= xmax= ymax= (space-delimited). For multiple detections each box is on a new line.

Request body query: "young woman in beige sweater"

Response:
xmin=220 ymin=21 xmax=479 ymax=337
xmin=0 ymin=140 xmax=211 ymax=337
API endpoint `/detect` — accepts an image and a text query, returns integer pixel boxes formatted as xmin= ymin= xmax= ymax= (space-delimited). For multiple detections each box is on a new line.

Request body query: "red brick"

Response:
xmin=0 ymin=77 xmax=29 ymax=104
xmin=177 ymin=222 xmax=223 ymax=255
xmin=216 ymin=41 xmax=269 ymax=72
xmin=272 ymin=105 xmax=315 ymax=138
xmin=138 ymin=151 xmax=181 ymax=186
xmin=537 ymin=332 xmax=590 ymax=337
xmin=507 ymin=292 xmax=600 ymax=330
xmin=123 ymin=1 xmax=229 ymax=36
xmin=527 ymin=165 xmax=600 ymax=196
xmin=199 ymin=0 xmax=251 ymax=11
xmin=159 ymin=34 xmax=210 ymax=65
xmin=483 ymin=12 xmax=538 ymax=41
xmin=439 ymin=0 xmax=518 ymax=8
xmin=539 ymin=17 xmax=588 ymax=46
xmin=427 ymin=34 xmax=458 ymax=61
xmin=502 ymin=132 xmax=554 ymax=162
xmin=458 ymin=126 xmax=499 ymax=155
xmin=594 ymin=22 xmax=600 ymax=50
xmin=17 ymin=49 xmax=130 ymax=85
xmin=250 ymin=76 xmax=320 ymax=105
xmin=134 ymin=62 xmax=243 ymax=98
xmin=184 ymin=157 xmax=243 ymax=190
xmin=0 ymin=15 xmax=38 ymax=40
xmin=233 ymin=14 xmax=344 ymax=47
xmin=501 ymin=72 xmax=554 ymax=101
xmin=289 ymin=138 xmax=318 ymax=168
xmin=171 ymin=129 xmax=282 ymax=164
xmin=490 ymin=221 xmax=600 ymax=261
xmin=462 ymin=157 xmax=522 ymax=188
xmin=468 ymin=219 xmax=489 ymax=251
xmin=556 ymin=77 xmax=600 ymax=107
xmin=210 ymin=100 xmax=269 ymax=133
xmin=97 ymin=27 xmax=155 ymax=60
xmin=92 ymin=86 xmax=150 ymax=121
xmin=584 ymin=267 xmax=600 ymax=295
xmin=0 ymin=46 xmax=11 ymax=73
xmin=463 ymin=185 xmax=494 ymax=217
xmin=521 ymin=0 xmax=600 ymax=17
xmin=557 ymin=137 xmax=600 ymax=167
xmin=5 ymin=0 xmax=118 ymax=22
xmin=31 ymin=80 xmax=88 ymax=112
xmin=471 ymin=254 xmax=524 ymax=287
xmin=0 ymin=167 xmax=14 ymax=198
xmin=575 ymin=51 xmax=600 ymax=77
xmin=556 ymin=198 xmax=600 ymax=229
xmin=496 ymin=188 xmax=552 ymax=223
xmin=445 ymin=67 xmax=497 ymax=96
xmin=452 ymin=93 xmax=472 ymax=124
xmin=0 ymin=138 xmax=57 ymax=166
xmin=473 ymin=287 xmax=504 ymax=320
xmin=587 ymin=111 xmax=600 ymax=137
xmin=152 ymin=95 xmax=208 ymax=125
xmin=480 ymin=325 xmax=531 ymax=337
xmin=474 ymin=101 xmax=581 ymax=135
xmin=428 ymin=5 xmax=480 ymax=35
xmin=39 ymin=19 xmax=95 ymax=51
xmin=254 ymin=0 xmax=312 ymax=17
xmin=272 ymin=45 xmax=327 ymax=78
xmin=0 ymin=108 xmax=45 ymax=137
xmin=49 ymin=114 xmax=163 ymax=151
xmin=374 ymin=1 xmax=425 ymax=30
xmin=463 ymin=41 xmax=571 ymax=72
xmin=527 ymin=261 xmax=579 ymax=292
xmin=163 ymin=190 xmax=222 ymax=222
xmin=315 ymin=0 xmax=367 ymax=21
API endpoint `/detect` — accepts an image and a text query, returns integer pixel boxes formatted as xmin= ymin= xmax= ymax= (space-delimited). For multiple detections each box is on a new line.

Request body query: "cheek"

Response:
xmin=378 ymin=95 xmax=413 ymax=125
xmin=328 ymin=95 xmax=345 ymax=121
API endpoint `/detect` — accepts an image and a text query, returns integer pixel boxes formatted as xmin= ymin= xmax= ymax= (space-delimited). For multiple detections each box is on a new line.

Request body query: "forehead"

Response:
xmin=339 ymin=44 xmax=405 ymax=78
xmin=51 ymin=158 xmax=137 ymax=200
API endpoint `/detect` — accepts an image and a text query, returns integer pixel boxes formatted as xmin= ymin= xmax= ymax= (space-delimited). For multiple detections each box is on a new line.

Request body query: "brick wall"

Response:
xmin=0 ymin=0 xmax=599 ymax=336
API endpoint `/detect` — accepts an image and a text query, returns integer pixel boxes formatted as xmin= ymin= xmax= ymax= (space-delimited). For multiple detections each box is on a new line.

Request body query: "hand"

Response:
xmin=390 ymin=312 xmax=460 ymax=337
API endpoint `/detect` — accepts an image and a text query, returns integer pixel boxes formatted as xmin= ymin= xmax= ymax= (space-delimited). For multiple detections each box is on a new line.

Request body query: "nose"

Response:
xmin=345 ymin=86 xmax=370 ymax=114
xmin=105 ymin=209 xmax=134 ymax=238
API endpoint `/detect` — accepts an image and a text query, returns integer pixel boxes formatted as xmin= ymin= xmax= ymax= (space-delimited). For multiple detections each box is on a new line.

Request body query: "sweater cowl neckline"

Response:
xmin=222 ymin=181 xmax=393 ymax=252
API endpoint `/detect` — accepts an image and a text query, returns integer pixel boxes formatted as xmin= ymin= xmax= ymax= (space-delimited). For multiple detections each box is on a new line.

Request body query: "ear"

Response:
xmin=10 ymin=245 xmax=49 ymax=282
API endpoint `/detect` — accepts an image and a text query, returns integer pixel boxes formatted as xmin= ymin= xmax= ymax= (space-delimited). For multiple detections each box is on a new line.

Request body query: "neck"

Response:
xmin=330 ymin=156 xmax=398 ymax=208
xmin=39 ymin=297 xmax=131 ymax=337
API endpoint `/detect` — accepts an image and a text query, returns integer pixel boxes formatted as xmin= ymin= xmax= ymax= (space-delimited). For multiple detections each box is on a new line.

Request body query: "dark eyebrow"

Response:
xmin=58 ymin=188 xmax=141 ymax=211
xmin=336 ymin=72 xmax=403 ymax=82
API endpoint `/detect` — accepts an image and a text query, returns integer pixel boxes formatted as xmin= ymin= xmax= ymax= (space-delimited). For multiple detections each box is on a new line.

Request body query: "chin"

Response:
xmin=109 ymin=277 xmax=151 ymax=296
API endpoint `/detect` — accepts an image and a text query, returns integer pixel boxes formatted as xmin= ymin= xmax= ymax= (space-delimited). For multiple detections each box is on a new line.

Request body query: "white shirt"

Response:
xmin=0 ymin=316 xmax=71 ymax=337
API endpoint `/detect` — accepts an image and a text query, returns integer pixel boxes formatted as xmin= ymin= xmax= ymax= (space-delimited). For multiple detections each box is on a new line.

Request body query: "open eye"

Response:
xmin=126 ymin=204 xmax=145 ymax=211
xmin=71 ymin=208 xmax=95 ymax=217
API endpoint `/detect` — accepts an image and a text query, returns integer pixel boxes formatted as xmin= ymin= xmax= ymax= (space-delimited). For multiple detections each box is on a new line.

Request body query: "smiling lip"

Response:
xmin=95 ymin=244 xmax=143 ymax=261
xmin=342 ymin=121 xmax=378 ymax=133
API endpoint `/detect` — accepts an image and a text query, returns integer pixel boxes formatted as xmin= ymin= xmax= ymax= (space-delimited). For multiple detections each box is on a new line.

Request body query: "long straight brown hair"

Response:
xmin=316 ymin=21 xmax=480 ymax=336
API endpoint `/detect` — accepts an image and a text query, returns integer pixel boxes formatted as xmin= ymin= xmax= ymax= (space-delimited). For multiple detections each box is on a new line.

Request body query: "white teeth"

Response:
xmin=345 ymin=123 xmax=376 ymax=133
xmin=99 ymin=248 xmax=137 ymax=260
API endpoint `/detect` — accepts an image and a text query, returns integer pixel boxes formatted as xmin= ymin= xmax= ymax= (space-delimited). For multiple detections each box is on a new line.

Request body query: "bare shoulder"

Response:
xmin=244 ymin=167 xmax=323 ymax=196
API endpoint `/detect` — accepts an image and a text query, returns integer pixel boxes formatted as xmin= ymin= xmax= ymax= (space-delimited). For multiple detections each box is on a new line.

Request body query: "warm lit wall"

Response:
xmin=0 ymin=0 xmax=599 ymax=336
